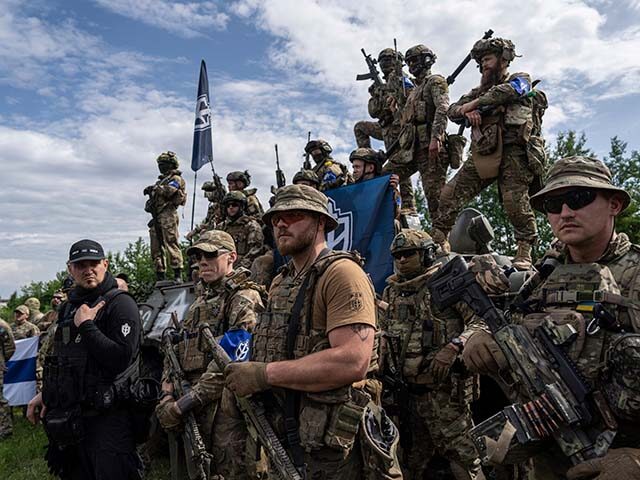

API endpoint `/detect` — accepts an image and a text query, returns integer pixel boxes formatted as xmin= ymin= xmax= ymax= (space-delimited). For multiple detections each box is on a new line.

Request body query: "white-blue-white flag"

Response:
xmin=4 ymin=336 xmax=38 ymax=406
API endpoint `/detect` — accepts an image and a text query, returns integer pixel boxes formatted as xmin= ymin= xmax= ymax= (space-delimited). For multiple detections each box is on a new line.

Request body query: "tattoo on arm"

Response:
xmin=350 ymin=323 xmax=372 ymax=342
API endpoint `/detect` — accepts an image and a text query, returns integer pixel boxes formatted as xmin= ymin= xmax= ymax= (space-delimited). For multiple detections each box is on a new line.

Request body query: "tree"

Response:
xmin=107 ymin=237 xmax=157 ymax=302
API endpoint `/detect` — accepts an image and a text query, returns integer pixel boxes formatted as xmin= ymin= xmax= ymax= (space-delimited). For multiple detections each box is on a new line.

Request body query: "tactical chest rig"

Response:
xmin=222 ymin=217 xmax=253 ymax=257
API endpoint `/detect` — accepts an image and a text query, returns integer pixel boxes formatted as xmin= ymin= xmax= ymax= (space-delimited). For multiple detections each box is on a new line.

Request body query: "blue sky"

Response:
xmin=1 ymin=0 xmax=640 ymax=297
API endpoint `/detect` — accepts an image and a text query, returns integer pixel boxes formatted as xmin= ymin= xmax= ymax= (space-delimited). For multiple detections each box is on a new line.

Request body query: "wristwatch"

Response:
xmin=450 ymin=337 xmax=464 ymax=353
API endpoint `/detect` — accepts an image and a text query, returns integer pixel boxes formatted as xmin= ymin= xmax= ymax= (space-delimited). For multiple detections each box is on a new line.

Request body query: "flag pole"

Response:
xmin=190 ymin=170 xmax=197 ymax=232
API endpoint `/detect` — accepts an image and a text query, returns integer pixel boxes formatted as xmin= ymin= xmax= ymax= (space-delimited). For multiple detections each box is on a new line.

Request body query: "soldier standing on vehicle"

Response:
xmin=227 ymin=170 xmax=264 ymax=220
xmin=304 ymin=139 xmax=353 ymax=191
xmin=434 ymin=38 xmax=547 ymax=269
xmin=0 ymin=317 xmax=16 ymax=440
xmin=156 ymin=230 xmax=266 ymax=479
xmin=12 ymin=304 xmax=40 ymax=339
xmin=462 ymin=156 xmax=640 ymax=479
xmin=144 ymin=151 xmax=187 ymax=282
xmin=381 ymin=229 xmax=484 ymax=480
xmin=217 ymin=191 xmax=265 ymax=271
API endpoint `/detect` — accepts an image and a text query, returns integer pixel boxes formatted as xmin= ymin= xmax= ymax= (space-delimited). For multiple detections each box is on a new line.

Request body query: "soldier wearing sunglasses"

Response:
xmin=462 ymin=156 xmax=640 ymax=479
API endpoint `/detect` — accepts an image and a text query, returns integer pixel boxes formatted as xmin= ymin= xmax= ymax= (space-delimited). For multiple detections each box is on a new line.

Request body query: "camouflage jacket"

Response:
xmin=12 ymin=320 xmax=39 ymax=340
xmin=0 ymin=319 xmax=16 ymax=366
xmin=149 ymin=169 xmax=187 ymax=214
xmin=399 ymin=70 xmax=449 ymax=149
xmin=313 ymin=158 xmax=353 ymax=191
xmin=382 ymin=265 xmax=485 ymax=384
xmin=217 ymin=215 xmax=264 ymax=270
xmin=368 ymin=70 xmax=406 ymax=128
xmin=242 ymin=188 xmax=264 ymax=220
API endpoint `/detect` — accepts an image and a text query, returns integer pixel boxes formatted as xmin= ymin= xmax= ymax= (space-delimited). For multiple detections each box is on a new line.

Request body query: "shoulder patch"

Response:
xmin=509 ymin=76 xmax=531 ymax=96
xmin=168 ymin=180 xmax=180 ymax=189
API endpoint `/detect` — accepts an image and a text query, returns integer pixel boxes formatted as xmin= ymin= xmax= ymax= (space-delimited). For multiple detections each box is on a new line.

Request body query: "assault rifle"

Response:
xmin=199 ymin=326 xmax=304 ymax=480
xmin=274 ymin=144 xmax=286 ymax=188
xmin=393 ymin=38 xmax=406 ymax=105
xmin=303 ymin=131 xmax=312 ymax=170
xmin=161 ymin=313 xmax=212 ymax=480
xmin=356 ymin=48 xmax=383 ymax=88
xmin=201 ymin=168 xmax=226 ymax=205
xmin=427 ymin=256 xmax=617 ymax=465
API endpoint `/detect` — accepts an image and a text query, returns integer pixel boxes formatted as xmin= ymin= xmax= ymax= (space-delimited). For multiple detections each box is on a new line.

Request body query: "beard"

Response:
xmin=276 ymin=225 xmax=317 ymax=257
xmin=480 ymin=64 xmax=503 ymax=91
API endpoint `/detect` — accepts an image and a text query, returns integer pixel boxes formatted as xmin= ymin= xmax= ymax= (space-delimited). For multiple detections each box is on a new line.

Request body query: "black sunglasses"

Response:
xmin=542 ymin=188 xmax=597 ymax=214
xmin=192 ymin=250 xmax=221 ymax=261
xmin=392 ymin=249 xmax=418 ymax=260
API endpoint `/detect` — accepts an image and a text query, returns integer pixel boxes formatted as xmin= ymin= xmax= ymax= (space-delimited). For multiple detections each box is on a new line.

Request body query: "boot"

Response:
xmin=430 ymin=228 xmax=451 ymax=254
xmin=512 ymin=240 xmax=533 ymax=271
xmin=173 ymin=268 xmax=182 ymax=283
xmin=155 ymin=270 xmax=165 ymax=282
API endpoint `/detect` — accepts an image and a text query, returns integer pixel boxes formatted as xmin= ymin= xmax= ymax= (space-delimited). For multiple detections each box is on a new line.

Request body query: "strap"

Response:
xmin=484 ymin=419 xmax=516 ymax=465
xmin=545 ymin=290 xmax=640 ymax=310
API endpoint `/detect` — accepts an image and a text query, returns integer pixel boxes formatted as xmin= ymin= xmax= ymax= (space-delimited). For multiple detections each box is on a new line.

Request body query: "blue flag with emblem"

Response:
xmin=219 ymin=329 xmax=252 ymax=362
xmin=191 ymin=60 xmax=213 ymax=172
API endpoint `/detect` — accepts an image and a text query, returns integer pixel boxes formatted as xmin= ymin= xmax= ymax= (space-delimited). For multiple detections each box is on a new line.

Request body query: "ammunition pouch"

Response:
xmin=416 ymin=124 xmax=429 ymax=146
xmin=446 ymin=133 xmax=466 ymax=169
xmin=522 ymin=310 xmax=586 ymax=362
xmin=504 ymin=103 xmax=533 ymax=144
xmin=473 ymin=120 xmax=501 ymax=156
xmin=43 ymin=405 xmax=85 ymax=449
xmin=359 ymin=402 xmax=403 ymax=479
xmin=471 ymin=115 xmax=503 ymax=179
xmin=450 ymin=371 xmax=480 ymax=404
xmin=414 ymin=101 xmax=427 ymax=124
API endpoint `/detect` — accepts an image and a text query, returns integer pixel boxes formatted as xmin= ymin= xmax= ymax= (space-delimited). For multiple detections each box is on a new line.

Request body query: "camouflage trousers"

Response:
xmin=149 ymin=210 xmax=183 ymax=273
xmin=0 ymin=370 xmax=12 ymax=438
xmin=401 ymin=385 xmax=482 ymax=480
xmin=434 ymin=144 xmax=537 ymax=243
xmin=383 ymin=143 xmax=449 ymax=222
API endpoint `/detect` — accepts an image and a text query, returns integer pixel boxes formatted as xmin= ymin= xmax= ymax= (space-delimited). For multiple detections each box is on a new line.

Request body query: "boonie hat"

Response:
xmin=68 ymin=239 xmax=106 ymax=263
xmin=530 ymin=156 xmax=631 ymax=212
xmin=263 ymin=184 xmax=339 ymax=232
xmin=187 ymin=230 xmax=236 ymax=257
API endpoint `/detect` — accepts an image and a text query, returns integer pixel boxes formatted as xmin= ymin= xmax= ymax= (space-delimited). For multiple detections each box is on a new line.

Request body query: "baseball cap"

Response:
xmin=68 ymin=239 xmax=106 ymax=263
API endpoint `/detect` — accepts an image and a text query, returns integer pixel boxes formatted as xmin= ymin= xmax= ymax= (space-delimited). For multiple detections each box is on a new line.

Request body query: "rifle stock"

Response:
xmin=303 ymin=131 xmax=312 ymax=171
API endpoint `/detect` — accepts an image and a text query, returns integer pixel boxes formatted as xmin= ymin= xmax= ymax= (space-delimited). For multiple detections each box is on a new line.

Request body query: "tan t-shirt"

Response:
xmin=310 ymin=258 xmax=377 ymax=333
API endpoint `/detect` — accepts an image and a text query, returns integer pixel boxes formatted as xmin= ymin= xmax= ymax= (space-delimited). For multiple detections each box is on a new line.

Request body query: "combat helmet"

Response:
xmin=156 ymin=151 xmax=179 ymax=169
xmin=304 ymin=139 xmax=333 ymax=157
xmin=222 ymin=190 xmax=247 ymax=207
xmin=292 ymin=169 xmax=320 ymax=187
xmin=349 ymin=148 xmax=385 ymax=175
xmin=471 ymin=38 xmax=517 ymax=64
xmin=390 ymin=229 xmax=437 ymax=266
xmin=405 ymin=44 xmax=437 ymax=69
xmin=227 ymin=170 xmax=251 ymax=187
xmin=378 ymin=48 xmax=402 ymax=72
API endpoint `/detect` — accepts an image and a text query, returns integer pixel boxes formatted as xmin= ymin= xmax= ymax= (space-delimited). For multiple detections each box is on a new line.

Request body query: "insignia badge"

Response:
xmin=327 ymin=198 xmax=353 ymax=251
xmin=349 ymin=292 xmax=363 ymax=312
xmin=74 ymin=334 xmax=82 ymax=343
xmin=235 ymin=340 xmax=251 ymax=362
xmin=121 ymin=323 xmax=131 ymax=337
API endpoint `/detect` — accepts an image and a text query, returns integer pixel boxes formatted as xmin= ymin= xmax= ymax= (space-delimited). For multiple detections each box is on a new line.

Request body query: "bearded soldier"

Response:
xmin=304 ymin=139 xmax=353 ymax=191
xmin=462 ymin=157 xmax=640 ymax=479
xmin=217 ymin=191 xmax=264 ymax=271
xmin=0 ymin=318 xmax=16 ymax=439
xmin=155 ymin=230 xmax=266 ymax=479
xmin=144 ymin=151 xmax=187 ymax=281
xmin=381 ymin=229 xmax=484 ymax=480
xmin=227 ymin=170 xmax=264 ymax=220
xmin=434 ymin=38 xmax=547 ymax=269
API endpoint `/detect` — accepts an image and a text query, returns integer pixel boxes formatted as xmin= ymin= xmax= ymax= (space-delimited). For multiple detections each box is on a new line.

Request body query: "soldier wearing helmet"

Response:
xmin=303 ymin=139 xmax=352 ymax=191
xmin=24 ymin=297 xmax=44 ymax=325
xmin=292 ymin=169 xmax=320 ymax=189
xmin=436 ymin=37 xmax=548 ymax=270
xmin=217 ymin=191 xmax=265 ymax=271
xmin=144 ymin=151 xmax=187 ymax=281
xmin=226 ymin=170 xmax=264 ymax=220
xmin=383 ymin=44 xmax=451 ymax=222
xmin=381 ymin=229 xmax=484 ymax=479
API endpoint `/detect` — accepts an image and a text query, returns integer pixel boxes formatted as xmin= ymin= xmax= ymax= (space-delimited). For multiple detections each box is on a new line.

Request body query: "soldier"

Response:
xmin=217 ymin=191 xmax=265 ymax=271
xmin=434 ymin=38 xmax=547 ymax=269
xmin=37 ymin=291 xmax=65 ymax=333
xmin=381 ymin=229 xmax=484 ymax=480
xmin=12 ymin=305 xmax=39 ymax=339
xmin=383 ymin=44 xmax=450 ymax=219
xmin=227 ymin=170 xmax=264 ymax=219
xmin=155 ymin=230 xmax=266 ymax=479
xmin=186 ymin=181 xmax=226 ymax=242
xmin=304 ymin=139 xmax=353 ymax=191
xmin=462 ymin=156 xmax=640 ymax=479
xmin=0 ymin=318 xmax=16 ymax=439
xmin=144 ymin=151 xmax=187 ymax=281
xmin=223 ymin=185 xmax=388 ymax=478
xmin=25 ymin=297 xmax=44 ymax=325
xmin=292 ymin=169 xmax=320 ymax=189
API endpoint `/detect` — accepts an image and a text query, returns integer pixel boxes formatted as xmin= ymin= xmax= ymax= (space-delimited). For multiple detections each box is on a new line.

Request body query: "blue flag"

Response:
xmin=219 ymin=329 xmax=252 ymax=362
xmin=191 ymin=60 xmax=213 ymax=172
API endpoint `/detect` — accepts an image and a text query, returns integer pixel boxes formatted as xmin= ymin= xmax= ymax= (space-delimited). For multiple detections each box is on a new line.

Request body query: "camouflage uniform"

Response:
xmin=0 ymin=319 xmax=16 ymax=439
xmin=24 ymin=297 xmax=44 ymax=325
xmin=145 ymin=151 xmax=187 ymax=280
xmin=435 ymin=38 xmax=547 ymax=267
xmin=226 ymin=171 xmax=264 ymax=220
xmin=381 ymin=230 xmax=483 ymax=479
xmin=383 ymin=45 xmax=449 ymax=219
xmin=12 ymin=305 xmax=40 ymax=339
xmin=218 ymin=191 xmax=265 ymax=271
xmin=161 ymin=231 xmax=266 ymax=479
xmin=304 ymin=139 xmax=353 ymax=191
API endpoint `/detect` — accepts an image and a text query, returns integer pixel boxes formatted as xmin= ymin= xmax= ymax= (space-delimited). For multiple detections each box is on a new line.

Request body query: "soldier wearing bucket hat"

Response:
xmin=462 ymin=156 xmax=640 ymax=479
xmin=158 ymin=230 xmax=267 ymax=478
xmin=224 ymin=184 xmax=402 ymax=478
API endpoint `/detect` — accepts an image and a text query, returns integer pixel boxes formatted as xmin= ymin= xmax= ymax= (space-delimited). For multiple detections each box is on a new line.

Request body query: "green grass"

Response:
xmin=0 ymin=412 xmax=170 ymax=479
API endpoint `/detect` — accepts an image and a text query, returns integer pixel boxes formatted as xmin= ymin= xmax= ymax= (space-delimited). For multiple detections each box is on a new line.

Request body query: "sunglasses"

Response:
xmin=192 ymin=250 xmax=224 ymax=261
xmin=270 ymin=211 xmax=308 ymax=227
xmin=392 ymin=249 xmax=418 ymax=260
xmin=542 ymin=188 xmax=597 ymax=214
xmin=226 ymin=202 xmax=242 ymax=209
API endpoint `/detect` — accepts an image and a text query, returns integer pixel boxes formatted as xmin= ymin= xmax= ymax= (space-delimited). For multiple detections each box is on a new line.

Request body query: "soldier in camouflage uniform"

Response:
xmin=292 ymin=169 xmax=320 ymax=189
xmin=24 ymin=297 xmax=44 ymax=325
xmin=381 ymin=229 xmax=483 ymax=480
xmin=217 ymin=191 xmax=265 ymax=271
xmin=12 ymin=305 xmax=39 ymax=339
xmin=383 ymin=44 xmax=450 ymax=220
xmin=304 ymin=139 xmax=353 ymax=191
xmin=224 ymin=185 xmax=402 ymax=479
xmin=463 ymin=157 xmax=640 ymax=479
xmin=0 ymin=318 xmax=16 ymax=439
xmin=155 ymin=230 xmax=266 ymax=479
xmin=37 ymin=291 xmax=65 ymax=333
xmin=186 ymin=180 xmax=226 ymax=241
xmin=144 ymin=151 xmax=187 ymax=281
xmin=434 ymin=38 xmax=547 ymax=269
xmin=227 ymin=170 xmax=264 ymax=220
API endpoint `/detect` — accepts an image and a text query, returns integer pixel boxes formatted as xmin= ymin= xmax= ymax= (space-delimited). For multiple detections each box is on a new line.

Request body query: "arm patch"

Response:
xmin=509 ymin=77 xmax=531 ymax=96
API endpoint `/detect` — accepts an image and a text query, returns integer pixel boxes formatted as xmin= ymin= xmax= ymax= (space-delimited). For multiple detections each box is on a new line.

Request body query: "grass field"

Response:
xmin=0 ymin=413 xmax=170 ymax=479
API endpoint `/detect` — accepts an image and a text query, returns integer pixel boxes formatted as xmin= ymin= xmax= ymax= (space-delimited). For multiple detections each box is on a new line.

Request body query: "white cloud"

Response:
xmin=93 ymin=0 xmax=229 ymax=38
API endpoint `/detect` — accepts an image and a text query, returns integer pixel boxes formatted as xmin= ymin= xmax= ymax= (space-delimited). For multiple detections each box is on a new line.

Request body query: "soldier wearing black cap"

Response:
xmin=28 ymin=239 xmax=142 ymax=480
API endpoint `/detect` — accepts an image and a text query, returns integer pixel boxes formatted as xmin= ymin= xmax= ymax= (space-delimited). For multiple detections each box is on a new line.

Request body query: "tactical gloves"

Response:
xmin=431 ymin=343 xmax=459 ymax=382
xmin=155 ymin=398 xmax=181 ymax=431
xmin=224 ymin=361 xmax=269 ymax=397
xmin=462 ymin=330 xmax=507 ymax=375
xmin=566 ymin=448 xmax=640 ymax=480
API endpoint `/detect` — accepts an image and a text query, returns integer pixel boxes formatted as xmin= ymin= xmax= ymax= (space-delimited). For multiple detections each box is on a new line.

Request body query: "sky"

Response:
xmin=1 ymin=0 xmax=640 ymax=297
